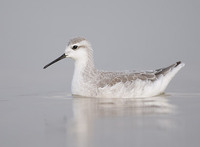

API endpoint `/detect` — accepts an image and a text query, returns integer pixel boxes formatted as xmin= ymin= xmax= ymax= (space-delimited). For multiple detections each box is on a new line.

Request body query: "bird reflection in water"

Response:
xmin=66 ymin=95 xmax=176 ymax=147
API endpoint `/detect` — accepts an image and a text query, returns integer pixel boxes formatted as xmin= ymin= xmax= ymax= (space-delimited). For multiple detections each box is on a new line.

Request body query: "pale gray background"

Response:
xmin=1 ymin=1 xmax=200 ymax=147
xmin=1 ymin=0 xmax=200 ymax=96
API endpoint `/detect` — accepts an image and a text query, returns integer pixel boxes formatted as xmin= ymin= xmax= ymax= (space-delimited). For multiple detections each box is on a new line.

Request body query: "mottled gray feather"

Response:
xmin=96 ymin=62 xmax=182 ymax=87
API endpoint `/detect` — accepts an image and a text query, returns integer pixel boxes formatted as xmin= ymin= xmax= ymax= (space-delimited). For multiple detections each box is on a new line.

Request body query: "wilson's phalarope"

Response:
xmin=44 ymin=37 xmax=185 ymax=98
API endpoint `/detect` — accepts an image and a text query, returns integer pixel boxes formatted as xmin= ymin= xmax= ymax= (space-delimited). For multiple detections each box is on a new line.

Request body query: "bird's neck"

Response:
xmin=74 ymin=54 xmax=96 ymax=75
xmin=72 ymin=54 xmax=97 ymax=95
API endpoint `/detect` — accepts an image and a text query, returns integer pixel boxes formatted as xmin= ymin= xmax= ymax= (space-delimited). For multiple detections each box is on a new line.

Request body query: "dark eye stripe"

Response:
xmin=72 ymin=45 xmax=78 ymax=50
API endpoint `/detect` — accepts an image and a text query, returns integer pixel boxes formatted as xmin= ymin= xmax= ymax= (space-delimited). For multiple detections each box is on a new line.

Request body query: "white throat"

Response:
xmin=71 ymin=50 xmax=96 ymax=95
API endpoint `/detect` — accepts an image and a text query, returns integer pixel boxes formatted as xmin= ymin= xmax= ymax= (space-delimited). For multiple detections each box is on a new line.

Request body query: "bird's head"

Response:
xmin=43 ymin=37 xmax=92 ymax=69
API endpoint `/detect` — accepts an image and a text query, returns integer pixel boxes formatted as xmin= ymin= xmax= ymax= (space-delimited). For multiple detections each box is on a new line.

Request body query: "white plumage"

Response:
xmin=44 ymin=37 xmax=185 ymax=98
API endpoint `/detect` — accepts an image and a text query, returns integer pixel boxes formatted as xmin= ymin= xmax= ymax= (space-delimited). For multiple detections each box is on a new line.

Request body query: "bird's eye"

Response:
xmin=72 ymin=45 xmax=78 ymax=50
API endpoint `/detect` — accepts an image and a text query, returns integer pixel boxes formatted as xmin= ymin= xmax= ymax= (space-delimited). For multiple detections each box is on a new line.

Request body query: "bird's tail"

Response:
xmin=155 ymin=61 xmax=185 ymax=77
xmin=158 ymin=61 xmax=185 ymax=93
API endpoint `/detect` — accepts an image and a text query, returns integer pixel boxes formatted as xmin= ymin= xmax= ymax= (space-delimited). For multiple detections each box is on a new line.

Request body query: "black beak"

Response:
xmin=43 ymin=53 xmax=66 ymax=69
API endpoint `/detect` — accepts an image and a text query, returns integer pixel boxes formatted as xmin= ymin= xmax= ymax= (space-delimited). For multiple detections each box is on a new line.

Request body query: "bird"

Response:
xmin=43 ymin=37 xmax=185 ymax=98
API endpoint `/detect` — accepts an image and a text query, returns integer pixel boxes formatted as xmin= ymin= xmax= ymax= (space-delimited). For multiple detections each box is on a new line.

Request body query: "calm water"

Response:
xmin=1 ymin=92 xmax=200 ymax=147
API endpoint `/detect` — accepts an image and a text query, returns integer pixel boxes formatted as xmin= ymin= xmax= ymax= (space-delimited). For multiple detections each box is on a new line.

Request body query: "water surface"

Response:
xmin=1 ymin=92 xmax=200 ymax=147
